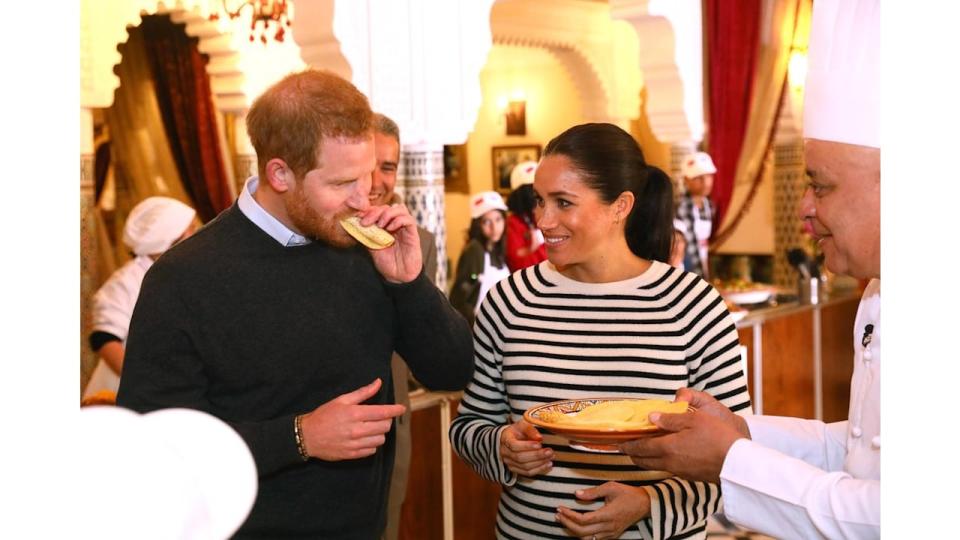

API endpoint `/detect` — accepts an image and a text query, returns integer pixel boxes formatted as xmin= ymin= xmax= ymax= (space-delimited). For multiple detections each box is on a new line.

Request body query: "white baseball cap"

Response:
xmin=509 ymin=161 xmax=539 ymax=189
xmin=681 ymin=152 xmax=717 ymax=179
xmin=469 ymin=191 xmax=508 ymax=219
xmin=803 ymin=0 xmax=880 ymax=148
xmin=123 ymin=196 xmax=197 ymax=255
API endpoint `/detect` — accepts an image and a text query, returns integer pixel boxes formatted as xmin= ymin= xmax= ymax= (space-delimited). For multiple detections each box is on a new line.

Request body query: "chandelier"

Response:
xmin=209 ymin=0 xmax=293 ymax=44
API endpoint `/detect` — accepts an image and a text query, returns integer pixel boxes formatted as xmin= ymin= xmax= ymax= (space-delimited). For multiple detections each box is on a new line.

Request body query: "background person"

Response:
xmin=116 ymin=70 xmax=474 ymax=539
xmin=370 ymin=112 xmax=440 ymax=540
xmin=82 ymin=196 xmax=196 ymax=403
xmin=504 ymin=160 xmax=547 ymax=272
xmin=620 ymin=2 xmax=880 ymax=537
xmin=449 ymin=191 xmax=509 ymax=325
xmin=450 ymin=123 xmax=751 ymax=540
xmin=674 ymin=151 xmax=716 ymax=278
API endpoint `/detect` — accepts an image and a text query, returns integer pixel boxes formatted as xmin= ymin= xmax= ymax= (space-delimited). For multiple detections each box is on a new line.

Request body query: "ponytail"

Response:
xmin=624 ymin=165 xmax=674 ymax=262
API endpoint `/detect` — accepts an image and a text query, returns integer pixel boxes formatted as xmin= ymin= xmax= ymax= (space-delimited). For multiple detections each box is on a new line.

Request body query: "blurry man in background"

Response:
xmin=620 ymin=1 xmax=880 ymax=537
xmin=370 ymin=112 xmax=440 ymax=540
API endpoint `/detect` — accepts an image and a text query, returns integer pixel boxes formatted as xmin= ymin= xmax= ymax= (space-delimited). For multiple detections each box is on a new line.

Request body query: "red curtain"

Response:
xmin=704 ymin=0 xmax=762 ymax=236
xmin=140 ymin=15 xmax=233 ymax=222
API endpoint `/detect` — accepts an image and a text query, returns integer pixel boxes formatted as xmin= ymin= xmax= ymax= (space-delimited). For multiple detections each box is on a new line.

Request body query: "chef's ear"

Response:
xmin=264 ymin=158 xmax=293 ymax=193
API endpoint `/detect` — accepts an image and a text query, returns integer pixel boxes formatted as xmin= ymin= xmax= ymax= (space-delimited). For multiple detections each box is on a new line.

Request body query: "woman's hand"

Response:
xmin=499 ymin=419 xmax=553 ymax=477
xmin=556 ymin=482 xmax=650 ymax=540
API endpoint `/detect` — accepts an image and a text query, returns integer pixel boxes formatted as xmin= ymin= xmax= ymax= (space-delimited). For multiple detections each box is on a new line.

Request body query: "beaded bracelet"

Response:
xmin=294 ymin=414 xmax=310 ymax=461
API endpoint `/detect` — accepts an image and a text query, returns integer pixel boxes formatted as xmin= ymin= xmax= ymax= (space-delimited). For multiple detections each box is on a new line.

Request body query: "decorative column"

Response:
xmin=399 ymin=144 xmax=447 ymax=291
xmin=232 ymin=112 xmax=257 ymax=193
xmin=80 ymin=107 xmax=98 ymax=393
xmin=669 ymin=141 xmax=697 ymax=201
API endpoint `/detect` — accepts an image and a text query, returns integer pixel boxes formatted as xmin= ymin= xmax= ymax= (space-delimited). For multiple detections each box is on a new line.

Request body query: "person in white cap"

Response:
xmin=82 ymin=196 xmax=196 ymax=402
xmin=620 ymin=1 xmax=881 ymax=538
xmin=504 ymin=161 xmax=548 ymax=272
xmin=675 ymin=151 xmax=717 ymax=278
xmin=449 ymin=190 xmax=510 ymax=324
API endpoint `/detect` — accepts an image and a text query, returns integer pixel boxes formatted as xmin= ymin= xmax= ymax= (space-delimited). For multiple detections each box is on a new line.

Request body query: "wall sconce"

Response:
xmin=505 ymin=100 xmax=526 ymax=135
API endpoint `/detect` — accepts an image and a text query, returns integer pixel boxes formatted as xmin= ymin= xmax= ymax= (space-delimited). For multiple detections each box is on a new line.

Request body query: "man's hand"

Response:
xmin=300 ymin=378 xmax=405 ymax=461
xmin=618 ymin=388 xmax=749 ymax=483
xmin=358 ymin=204 xmax=422 ymax=283
xmin=556 ymin=482 xmax=650 ymax=540
xmin=500 ymin=419 xmax=553 ymax=477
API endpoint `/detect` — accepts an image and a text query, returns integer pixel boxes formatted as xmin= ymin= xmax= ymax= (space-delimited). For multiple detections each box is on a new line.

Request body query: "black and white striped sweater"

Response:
xmin=450 ymin=260 xmax=752 ymax=540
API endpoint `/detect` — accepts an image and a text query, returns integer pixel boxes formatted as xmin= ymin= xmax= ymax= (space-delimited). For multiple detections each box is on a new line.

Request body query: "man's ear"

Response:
xmin=263 ymin=158 xmax=292 ymax=193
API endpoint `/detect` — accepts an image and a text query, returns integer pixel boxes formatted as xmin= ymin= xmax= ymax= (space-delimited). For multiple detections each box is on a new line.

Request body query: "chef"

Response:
xmin=619 ymin=0 xmax=880 ymax=538
xmin=83 ymin=196 xmax=196 ymax=402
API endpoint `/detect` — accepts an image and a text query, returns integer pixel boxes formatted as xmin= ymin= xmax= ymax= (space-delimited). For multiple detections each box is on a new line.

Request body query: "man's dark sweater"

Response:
xmin=116 ymin=204 xmax=474 ymax=538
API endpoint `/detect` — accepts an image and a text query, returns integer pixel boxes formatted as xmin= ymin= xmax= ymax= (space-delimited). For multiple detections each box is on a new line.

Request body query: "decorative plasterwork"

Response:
xmin=303 ymin=0 xmax=494 ymax=146
xmin=80 ymin=0 xmax=307 ymax=113
xmin=490 ymin=0 xmax=642 ymax=126
xmin=611 ymin=0 xmax=706 ymax=144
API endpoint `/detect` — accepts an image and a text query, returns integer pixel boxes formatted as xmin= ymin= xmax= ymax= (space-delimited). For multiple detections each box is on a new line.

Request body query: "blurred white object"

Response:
xmin=78 ymin=407 xmax=257 ymax=539
xmin=122 ymin=196 xmax=196 ymax=256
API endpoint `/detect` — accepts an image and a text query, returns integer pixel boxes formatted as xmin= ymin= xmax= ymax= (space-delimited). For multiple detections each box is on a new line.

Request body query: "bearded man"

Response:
xmin=117 ymin=69 xmax=474 ymax=539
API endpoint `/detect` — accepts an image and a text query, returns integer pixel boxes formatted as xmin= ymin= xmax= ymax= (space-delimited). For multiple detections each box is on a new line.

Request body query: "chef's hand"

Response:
xmin=300 ymin=378 xmax=405 ymax=461
xmin=555 ymin=482 xmax=650 ymax=540
xmin=357 ymin=204 xmax=422 ymax=283
xmin=500 ymin=419 xmax=553 ymax=477
xmin=618 ymin=388 xmax=749 ymax=483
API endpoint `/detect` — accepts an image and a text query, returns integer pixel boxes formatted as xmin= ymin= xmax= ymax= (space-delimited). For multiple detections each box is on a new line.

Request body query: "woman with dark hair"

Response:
xmin=451 ymin=123 xmax=750 ymax=540
xmin=505 ymin=162 xmax=548 ymax=271
xmin=449 ymin=191 xmax=510 ymax=325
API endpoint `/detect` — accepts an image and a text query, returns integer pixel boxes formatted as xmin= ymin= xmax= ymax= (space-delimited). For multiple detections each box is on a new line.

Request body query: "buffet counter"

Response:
xmin=734 ymin=287 xmax=861 ymax=421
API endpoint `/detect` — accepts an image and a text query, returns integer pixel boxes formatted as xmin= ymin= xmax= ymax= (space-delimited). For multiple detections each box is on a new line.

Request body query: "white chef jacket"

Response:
xmin=82 ymin=255 xmax=155 ymax=399
xmin=719 ymin=279 xmax=880 ymax=539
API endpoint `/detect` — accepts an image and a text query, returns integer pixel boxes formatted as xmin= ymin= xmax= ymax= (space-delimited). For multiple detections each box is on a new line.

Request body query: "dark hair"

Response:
xmin=373 ymin=112 xmax=400 ymax=142
xmin=507 ymin=184 xmax=537 ymax=225
xmin=542 ymin=123 xmax=674 ymax=262
xmin=467 ymin=211 xmax=507 ymax=268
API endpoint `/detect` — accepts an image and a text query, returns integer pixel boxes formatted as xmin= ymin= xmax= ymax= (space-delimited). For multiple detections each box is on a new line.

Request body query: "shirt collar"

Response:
xmin=237 ymin=176 xmax=311 ymax=247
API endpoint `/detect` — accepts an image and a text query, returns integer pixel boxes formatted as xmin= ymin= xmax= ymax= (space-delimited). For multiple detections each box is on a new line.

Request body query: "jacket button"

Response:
xmin=863 ymin=349 xmax=873 ymax=361
xmin=851 ymin=426 xmax=863 ymax=438
xmin=871 ymin=435 xmax=881 ymax=449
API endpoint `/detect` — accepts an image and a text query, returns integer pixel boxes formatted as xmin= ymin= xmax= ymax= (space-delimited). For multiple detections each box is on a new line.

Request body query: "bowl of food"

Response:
xmin=713 ymin=278 xmax=775 ymax=306
xmin=523 ymin=398 xmax=692 ymax=451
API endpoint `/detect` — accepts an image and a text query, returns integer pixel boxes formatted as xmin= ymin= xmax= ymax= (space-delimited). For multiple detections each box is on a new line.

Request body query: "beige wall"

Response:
xmin=444 ymin=44 xmax=588 ymax=278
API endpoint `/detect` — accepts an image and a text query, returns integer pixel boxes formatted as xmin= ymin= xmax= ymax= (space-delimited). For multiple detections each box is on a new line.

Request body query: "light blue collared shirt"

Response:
xmin=237 ymin=176 xmax=311 ymax=247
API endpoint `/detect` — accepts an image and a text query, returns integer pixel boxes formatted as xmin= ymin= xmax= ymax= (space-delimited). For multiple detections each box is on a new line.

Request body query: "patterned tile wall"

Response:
xmin=773 ymin=140 xmax=807 ymax=289
xmin=400 ymin=147 xmax=448 ymax=292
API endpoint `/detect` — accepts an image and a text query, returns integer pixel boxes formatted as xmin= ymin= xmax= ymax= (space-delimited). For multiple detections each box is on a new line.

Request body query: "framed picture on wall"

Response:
xmin=491 ymin=144 xmax=541 ymax=195
xmin=443 ymin=144 xmax=469 ymax=193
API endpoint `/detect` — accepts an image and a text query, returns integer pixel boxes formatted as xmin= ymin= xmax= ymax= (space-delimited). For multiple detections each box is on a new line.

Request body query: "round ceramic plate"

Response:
xmin=723 ymin=288 xmax=773 ymax=306
xmin=523 ymin=398 xmax=693 ymax=447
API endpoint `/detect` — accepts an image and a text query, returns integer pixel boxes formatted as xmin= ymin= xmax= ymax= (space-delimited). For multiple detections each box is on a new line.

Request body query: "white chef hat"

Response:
xmin=680 ymin=152 xmax=717 ymax=179
xmin=123 ymin=196 xmax=197 ymax=256
xmin=469 ymin=191 xmax=508 ymax=219
xmin=803 ymin=0 xmax=880 ymax=148
xmin=509 ymin=161 xmax=539 ymax=189
xmin=77 ymin=406 xmax=258 ymax=539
